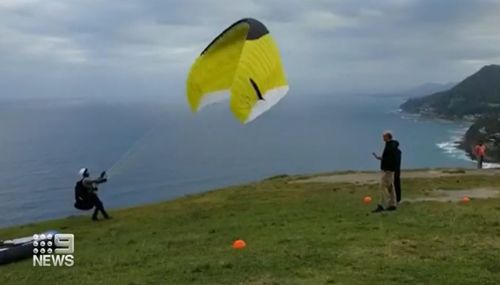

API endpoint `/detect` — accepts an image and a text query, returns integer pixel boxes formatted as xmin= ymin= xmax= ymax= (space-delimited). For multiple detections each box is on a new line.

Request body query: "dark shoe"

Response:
xmin=386 ymin=206 xmax=397 ymax=211
xmin=372 ymin=205 xmax=384 ymax=213
xmin=92 ymin=216 xmax=99 ymax=221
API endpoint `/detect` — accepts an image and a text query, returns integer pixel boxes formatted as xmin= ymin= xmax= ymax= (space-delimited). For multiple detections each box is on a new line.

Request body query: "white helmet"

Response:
xmin=79 ymin=168 xmax=88 ymax=177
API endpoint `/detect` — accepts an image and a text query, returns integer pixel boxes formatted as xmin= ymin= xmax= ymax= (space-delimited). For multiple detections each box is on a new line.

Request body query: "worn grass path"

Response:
xmin=1 ymin=169 xmax=499 ymax=284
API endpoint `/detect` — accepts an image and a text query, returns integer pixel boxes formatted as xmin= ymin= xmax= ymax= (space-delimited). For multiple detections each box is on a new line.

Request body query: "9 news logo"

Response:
xmin=32 ymin=233 xmax=74 ymax=267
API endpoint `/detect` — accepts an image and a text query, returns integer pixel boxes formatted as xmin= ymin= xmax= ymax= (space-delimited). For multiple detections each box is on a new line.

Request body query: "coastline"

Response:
xmin=1 ymin=104 xmax=494 ymax=229
xmin=398 ymin=110 xmax=500 ymax=168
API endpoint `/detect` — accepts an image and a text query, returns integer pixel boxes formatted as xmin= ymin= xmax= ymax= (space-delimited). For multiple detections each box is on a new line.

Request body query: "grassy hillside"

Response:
xmin=1 ymin=170 xmax=500 ymax=285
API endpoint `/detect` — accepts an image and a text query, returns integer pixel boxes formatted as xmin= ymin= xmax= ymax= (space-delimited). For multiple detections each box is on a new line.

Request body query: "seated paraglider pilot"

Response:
xmin=74 ymin=168 xmax=111 ymax=221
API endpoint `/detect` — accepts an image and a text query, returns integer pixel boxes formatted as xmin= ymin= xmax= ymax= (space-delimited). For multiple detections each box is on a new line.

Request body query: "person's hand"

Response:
xmin=372 ymin=152 xmax=381 ymax=160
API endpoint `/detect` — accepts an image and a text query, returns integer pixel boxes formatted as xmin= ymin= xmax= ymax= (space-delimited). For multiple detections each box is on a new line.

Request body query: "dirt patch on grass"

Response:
xmin=294 ymin=169 xmax=500 ymax=185
xmin=404 ymin=188 xmax=500 ymax=203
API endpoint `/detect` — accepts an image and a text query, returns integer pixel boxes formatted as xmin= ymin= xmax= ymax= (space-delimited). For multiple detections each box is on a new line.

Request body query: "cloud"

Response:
xmin=0 ymin=26 xmax=88 ymax=64
xmin=1 ymin=0 xmax=500 ymax=99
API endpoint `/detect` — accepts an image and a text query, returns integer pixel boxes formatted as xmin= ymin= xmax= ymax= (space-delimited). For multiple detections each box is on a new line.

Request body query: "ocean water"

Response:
xmin=0 ymin=94 xmax=476 ymax=227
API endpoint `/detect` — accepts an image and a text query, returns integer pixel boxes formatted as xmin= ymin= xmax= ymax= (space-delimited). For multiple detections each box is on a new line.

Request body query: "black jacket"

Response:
xmin=381 ymin=140 xmax=401 ymax=171
xmin=395 ymin=140 xmax=402 ymax=171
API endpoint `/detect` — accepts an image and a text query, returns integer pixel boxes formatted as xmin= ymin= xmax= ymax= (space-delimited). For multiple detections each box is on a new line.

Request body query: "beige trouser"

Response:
xmin=380 ymin=171 xmax=397 ymax=208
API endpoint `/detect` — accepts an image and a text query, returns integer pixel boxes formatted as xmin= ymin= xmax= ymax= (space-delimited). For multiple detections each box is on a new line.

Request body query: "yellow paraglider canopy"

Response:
xmin=186 ymin=18 xmax=289 ymax=124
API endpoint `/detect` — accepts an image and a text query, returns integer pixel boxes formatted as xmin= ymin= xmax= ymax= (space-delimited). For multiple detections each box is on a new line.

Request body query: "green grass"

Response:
xmin=1 ymin=173 xmax=500 ymax=284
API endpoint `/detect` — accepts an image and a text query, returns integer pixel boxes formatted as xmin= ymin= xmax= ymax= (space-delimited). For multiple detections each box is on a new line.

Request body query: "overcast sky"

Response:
xmin=1 ymin=0 xmax=500 ymax=99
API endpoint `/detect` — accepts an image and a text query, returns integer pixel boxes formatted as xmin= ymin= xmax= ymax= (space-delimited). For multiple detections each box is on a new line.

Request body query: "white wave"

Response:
xmin=436 ymin=124 xmax=473 ymax=162
xmin=436 ymin=141 xmax=471 ymax=161
xmin=483 ymin=162 xmax=500 ymax=169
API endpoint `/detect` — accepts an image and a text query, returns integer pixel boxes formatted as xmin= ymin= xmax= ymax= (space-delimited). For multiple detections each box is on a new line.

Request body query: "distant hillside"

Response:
xmin=399 ymin=82 xmax=456 ymax=98
xmin=368 ymin=82 xmax=456 ymax=99
xmin=401 ymin=65 xmax=500 ymax=162
xmin=401 ymin=65 xmax=500 ymax=118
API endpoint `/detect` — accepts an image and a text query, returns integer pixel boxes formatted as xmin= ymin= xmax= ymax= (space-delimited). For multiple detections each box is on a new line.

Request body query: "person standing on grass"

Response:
xmin=474 ymin=142 xmax=486 ymax=169
xmin=394 ymin=140 xmax=402 ymax=203
xmin=372 ymin=131 xmax=398 ymax=212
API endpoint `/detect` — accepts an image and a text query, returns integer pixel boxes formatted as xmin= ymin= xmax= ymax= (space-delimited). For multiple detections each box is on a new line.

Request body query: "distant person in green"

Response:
xmin=474 ymin=142 xmax=486 ymax=169
xmin=372 ymin=131 xmax=399 ymax=212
